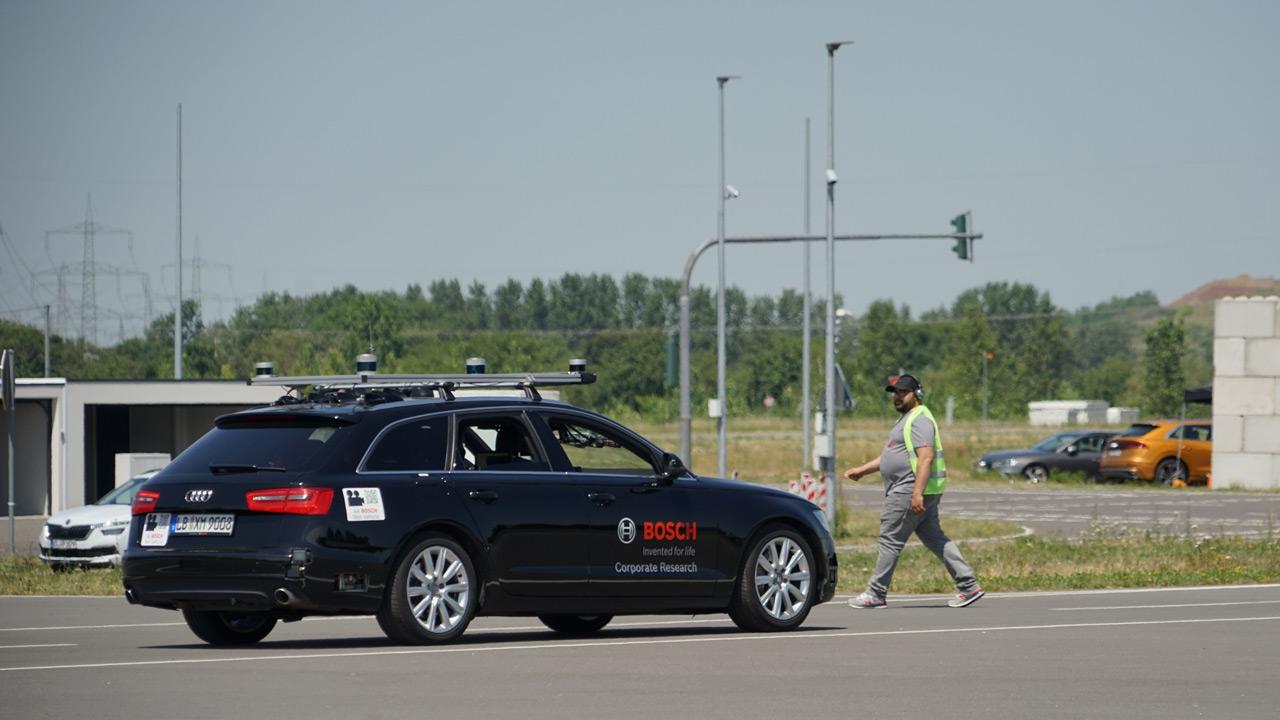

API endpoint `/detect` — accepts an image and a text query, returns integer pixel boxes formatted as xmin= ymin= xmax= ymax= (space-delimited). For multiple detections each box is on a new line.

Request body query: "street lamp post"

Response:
xmin=715 ymin=75 xmax=738 ymax=480
xmin=982 ymin=351 xmax=992 ymax=422
xmin=823 ymin=41 xmax=850 ymax=523
xmin=802 ymin=119 xmax=812 ymax=474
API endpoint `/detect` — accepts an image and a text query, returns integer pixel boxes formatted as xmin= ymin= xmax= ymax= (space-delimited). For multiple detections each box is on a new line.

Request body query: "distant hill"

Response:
xmin=1168 ymin=275 xmax=1280 ymax=308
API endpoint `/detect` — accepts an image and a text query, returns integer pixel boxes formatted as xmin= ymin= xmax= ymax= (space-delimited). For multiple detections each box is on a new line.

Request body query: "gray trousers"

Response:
xmin=867 ymin=492 xmax=977 ymax=599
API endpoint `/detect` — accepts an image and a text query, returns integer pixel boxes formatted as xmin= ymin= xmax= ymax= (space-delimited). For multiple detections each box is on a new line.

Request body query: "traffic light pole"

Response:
xmin=677 ymin=228 xmax=981 ymax=466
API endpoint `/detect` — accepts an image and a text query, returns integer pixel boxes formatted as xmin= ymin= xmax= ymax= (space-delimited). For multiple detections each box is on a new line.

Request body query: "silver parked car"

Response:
xmin=40 ymin=470 xmax=159 ymax=568
xmin=975 ymin=431 xmax=1115 ymax=483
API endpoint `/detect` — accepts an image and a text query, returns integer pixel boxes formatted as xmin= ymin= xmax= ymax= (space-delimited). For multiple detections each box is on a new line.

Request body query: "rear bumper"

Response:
xmin=1099 ymin=452 xmax=1155 ymax=482
xmin=122 ymin=549 xmax=382 ymax=614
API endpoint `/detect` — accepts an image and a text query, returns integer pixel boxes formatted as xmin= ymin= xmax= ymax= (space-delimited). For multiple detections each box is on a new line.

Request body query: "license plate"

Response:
xmin=50 ymin=539 xmax=77 ymax=549
xmin=172 ymin=514 xmax=235 ymax=536
xmin=1107 ymin=449 xmax=1121 ymax=456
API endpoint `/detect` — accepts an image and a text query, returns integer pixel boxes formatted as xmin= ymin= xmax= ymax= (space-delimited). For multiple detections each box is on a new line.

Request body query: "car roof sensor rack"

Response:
xmin=248 ymin=357 xmax=594 ymax=405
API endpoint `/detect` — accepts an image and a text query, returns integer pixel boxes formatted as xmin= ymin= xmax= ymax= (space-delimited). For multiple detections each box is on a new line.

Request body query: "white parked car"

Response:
xmin=40 ymin=470 xmax=159 ymax=568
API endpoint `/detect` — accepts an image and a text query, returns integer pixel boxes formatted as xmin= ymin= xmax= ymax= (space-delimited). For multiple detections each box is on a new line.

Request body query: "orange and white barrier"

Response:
xmin=788 ymin=472 xmax=829 ymax=511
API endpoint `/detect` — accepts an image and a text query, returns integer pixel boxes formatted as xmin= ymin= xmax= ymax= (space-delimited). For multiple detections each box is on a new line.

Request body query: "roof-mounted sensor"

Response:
xmin=247 ymin=355 xmax=595 ymax=405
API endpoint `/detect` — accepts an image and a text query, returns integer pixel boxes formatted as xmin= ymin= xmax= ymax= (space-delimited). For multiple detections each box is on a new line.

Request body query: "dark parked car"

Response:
xmin=975 ymin=430 xmax=1116 ymax=482
xmin=123 ymin=360 xmax=837 ymax=646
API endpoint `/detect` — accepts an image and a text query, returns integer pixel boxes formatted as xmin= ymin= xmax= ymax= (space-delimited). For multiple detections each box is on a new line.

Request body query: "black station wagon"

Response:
xmin=122 ymin=359 xmax=837 ymax=645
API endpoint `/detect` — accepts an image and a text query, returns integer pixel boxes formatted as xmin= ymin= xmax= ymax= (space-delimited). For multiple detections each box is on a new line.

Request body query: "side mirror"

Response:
xmin=658 ymin=452 xmax=687 ymax=482
xmin=1064 ymin=445 xmax=1078 ymax=457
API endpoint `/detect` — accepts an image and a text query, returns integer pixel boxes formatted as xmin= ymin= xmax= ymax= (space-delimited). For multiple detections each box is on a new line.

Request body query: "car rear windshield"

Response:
xmin=166 ymin=420 xmax=351 ymax=475
xmin=1118 ymin=424 xmax=1158 ymax=437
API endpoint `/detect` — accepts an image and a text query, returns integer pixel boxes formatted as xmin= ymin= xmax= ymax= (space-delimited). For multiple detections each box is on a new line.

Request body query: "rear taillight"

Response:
xmin=244 ymin=487 xmax=335 ymax=515
xmin=132 ymin=490 xmax=160 ymax=516
xmin=1109 ymin=439 xmax=1147 ymax=451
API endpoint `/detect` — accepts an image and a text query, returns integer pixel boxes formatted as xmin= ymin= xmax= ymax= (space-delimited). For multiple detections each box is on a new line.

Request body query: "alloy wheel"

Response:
xmin=405 ymin=544 xmax=471 ymax=634
xmin=753 ymin=536 xmax=811 ymax=621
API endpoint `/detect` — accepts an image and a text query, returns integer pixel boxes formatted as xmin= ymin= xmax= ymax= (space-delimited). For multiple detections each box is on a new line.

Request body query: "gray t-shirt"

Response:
xmin=879 ymin=410 xmax=937 ymax=495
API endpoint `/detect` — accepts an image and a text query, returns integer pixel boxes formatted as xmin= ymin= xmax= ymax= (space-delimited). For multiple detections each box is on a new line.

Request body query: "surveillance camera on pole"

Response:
xmin=825 ymin=169 xmax=838 ymax=185
xmin=725 ymin=185 xmax=740 ymax=199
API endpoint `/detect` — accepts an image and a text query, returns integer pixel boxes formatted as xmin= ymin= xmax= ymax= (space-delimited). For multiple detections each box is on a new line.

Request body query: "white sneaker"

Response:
xmin=848 ymin=591 xmax=887 ymax=609
xmin=948 ymin=586 xmax=985 ymax=608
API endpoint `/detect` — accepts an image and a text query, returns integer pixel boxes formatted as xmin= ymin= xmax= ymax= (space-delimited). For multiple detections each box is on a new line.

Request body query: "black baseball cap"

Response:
xmin=885 ymin=374 xmax=922 ymax=393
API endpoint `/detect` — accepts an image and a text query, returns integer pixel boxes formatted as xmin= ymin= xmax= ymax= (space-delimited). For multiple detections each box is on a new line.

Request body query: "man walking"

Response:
xmin=844 ymin=373 xmax=984 ymax=609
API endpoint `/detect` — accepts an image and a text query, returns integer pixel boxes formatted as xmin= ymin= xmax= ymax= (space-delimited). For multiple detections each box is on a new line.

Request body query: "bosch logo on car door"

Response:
xmin=643 ymin=520 xmax=696 ymax=541
xmin=535 ymin=412 xmax=717 ymax=598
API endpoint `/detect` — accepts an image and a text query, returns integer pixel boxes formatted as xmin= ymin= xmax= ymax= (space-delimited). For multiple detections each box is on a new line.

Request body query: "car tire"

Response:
xmin=1155 ymin=458 xmax=1188 ymax=486
xmin=538 ymin=614 xmax=613 ymax=635
xmin=1023 ymin=464 xmax=1048 ymax=483
xmin=377 ymin=533 xmax=477 ymax=645
xmin=728 ymin=525 xmax=816 ymax=633
xmin=181 ymin=609 xmax=277 ymax=645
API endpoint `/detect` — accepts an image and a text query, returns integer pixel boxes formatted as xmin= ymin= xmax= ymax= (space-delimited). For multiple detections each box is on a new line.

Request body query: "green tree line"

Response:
xmin=0 ymin=274 xmax=1210 ymax=420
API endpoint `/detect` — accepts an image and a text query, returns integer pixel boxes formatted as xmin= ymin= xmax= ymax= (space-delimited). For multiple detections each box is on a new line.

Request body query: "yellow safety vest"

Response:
xmin=902 ymin=405 xmax=947 ymax=495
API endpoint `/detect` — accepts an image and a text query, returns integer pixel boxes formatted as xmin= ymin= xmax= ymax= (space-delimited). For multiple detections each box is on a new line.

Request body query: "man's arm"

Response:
xmin=844 ymin=457 xmax=881 ymax=481
xmin=910 ymin=445 xmax=934 ymax=514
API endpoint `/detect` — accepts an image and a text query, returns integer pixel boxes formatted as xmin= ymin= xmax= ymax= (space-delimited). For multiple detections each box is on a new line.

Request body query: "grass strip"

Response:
xmin=838 ymin=533 xmax=1280 ymax=595
xmin=0 ymin=556 xmax=123 ymax=596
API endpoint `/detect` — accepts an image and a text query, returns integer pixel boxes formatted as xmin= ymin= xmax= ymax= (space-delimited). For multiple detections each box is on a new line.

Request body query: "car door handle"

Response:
xmin=587 ymin=492 xmax=615 ymax=506
xmin=468 ymin=490 xmax=498 ymax=503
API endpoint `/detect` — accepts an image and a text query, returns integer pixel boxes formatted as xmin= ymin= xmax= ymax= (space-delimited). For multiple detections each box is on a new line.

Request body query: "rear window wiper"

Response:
xmin=208 ymin=463 xmax=289 ymax=475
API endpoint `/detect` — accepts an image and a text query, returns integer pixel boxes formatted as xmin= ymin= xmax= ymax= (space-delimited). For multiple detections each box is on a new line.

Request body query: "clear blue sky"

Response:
xmin=2 ymin=0 xmax=1277 ymax=342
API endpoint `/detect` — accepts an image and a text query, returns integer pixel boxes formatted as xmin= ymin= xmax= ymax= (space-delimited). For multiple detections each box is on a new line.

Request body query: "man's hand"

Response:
xmin=910 ymin=492 xmax=925 ymax=515
xmin=845 ymin=459 xmax=879 ymax=482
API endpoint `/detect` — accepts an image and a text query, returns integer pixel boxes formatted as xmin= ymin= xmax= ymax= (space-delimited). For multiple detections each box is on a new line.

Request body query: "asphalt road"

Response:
xmin=2 ymin=585 xmax=1278 ymax=719
xmin=845 ymin=484 xmax=1280 ymax=539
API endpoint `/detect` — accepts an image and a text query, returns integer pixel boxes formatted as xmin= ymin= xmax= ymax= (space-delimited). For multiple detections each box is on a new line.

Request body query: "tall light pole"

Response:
xmin=802 ymin=118 xmax=812 ymax=472
xmin=982 ymin=351 xmax=992 ymax=422
xmin=175 ymin=103 xmax=184 ymax=380
xmin=716 ymin=75 xmax=738 ymax=479
xmin=823 ymin=41 xmax=850 ymax=523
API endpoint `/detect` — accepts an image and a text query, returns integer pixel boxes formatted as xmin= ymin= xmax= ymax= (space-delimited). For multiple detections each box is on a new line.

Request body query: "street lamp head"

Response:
xmin=826 ymin=41 xmax=853 ymax=55
xmin=825 ymin=168 xmax=838 ymax=185
xmin=724 ymin=185 xmax=740 ymax=199
xmin=716 ymin=75 xmax=740 ymax=86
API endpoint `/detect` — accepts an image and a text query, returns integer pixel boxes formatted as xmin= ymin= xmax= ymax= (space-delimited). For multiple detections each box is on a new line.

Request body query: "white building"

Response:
xmin=1 ymin=379 xmax=282 ymax=515
xmin=1027 ymin=400 xmax=1111 ymax=426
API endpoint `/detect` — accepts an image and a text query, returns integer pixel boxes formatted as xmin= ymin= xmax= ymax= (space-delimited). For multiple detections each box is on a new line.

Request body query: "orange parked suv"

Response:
xmin=1099 ymin=420 xmax=1212 ymax=485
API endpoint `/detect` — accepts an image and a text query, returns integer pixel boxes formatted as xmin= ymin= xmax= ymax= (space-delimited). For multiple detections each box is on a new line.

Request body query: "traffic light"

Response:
xmin=950 ymin=211 xmax=973 ymax=262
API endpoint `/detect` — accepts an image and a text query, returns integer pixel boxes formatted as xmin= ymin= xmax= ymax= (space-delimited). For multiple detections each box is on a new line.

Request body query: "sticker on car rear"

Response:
xmin=343 ymin=487 xmax=385 ymax=521
xmin=140 ymin=513 xmax=171 ymax=547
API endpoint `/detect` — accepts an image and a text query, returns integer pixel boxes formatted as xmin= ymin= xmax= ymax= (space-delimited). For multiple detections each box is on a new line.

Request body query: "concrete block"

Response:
xmin=1214 ymin=338 xmax=1246 ymax=376
xmin=1243 ymin=416 xmax=1280 ymax=453
xmin=1215 ymin=298 xmax=1276 ymax=338
xmin=1212 ymin=415 xmax=1243 ymax=453
xmin=1214 ymin=377 xmax=1275 ymax=416
xmin=1211 ymin=452 xmax=1275 ymax=490
xmin=1245 ymin=338 xmax=1280 ymax=376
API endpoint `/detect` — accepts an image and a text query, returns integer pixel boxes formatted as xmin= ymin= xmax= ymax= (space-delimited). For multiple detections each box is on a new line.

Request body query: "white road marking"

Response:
xmin=0 ymin=644 xmax=76 ymax=650
xmin=5 ymin=584 xmax=1277 ymax=632
xmin=832 ymin=583 xmax=1280 ymax=603
xmin=1053 ymin=600 xmax=1280 ymax=611
xmin=2 ymin=615 xmax=1277 ymax=673
xmin=0 ymin=622 xmax=186 ymax=632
